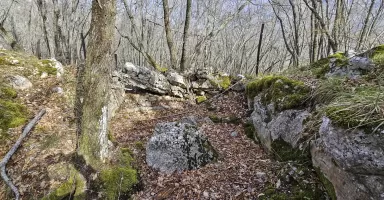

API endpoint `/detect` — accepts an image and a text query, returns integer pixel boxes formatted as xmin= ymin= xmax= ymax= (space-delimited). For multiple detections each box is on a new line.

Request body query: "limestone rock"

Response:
xmin=311 ymin=117 xmax=384 ymax=200
xmin=49 ymin=58 xmax=64 ymax=78
xmin=121 ymin=62 xmax=171 ymax=94
xmin=250 ymin=96 xmax=310 ymax=151
xmin=146 ymin=117 xmax=217 ymax=173
xmin=166 ymin=71 xmax=187 ymax=88
xmin=108 ymin=71 xmax=125 ymax=119
xmin=6 ymin=75 xmax=33 ymax=90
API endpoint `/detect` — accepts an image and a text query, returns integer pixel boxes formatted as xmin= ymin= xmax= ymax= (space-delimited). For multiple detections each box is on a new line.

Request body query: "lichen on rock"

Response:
xmin=146 ymin=117 xmax=217 ymax=173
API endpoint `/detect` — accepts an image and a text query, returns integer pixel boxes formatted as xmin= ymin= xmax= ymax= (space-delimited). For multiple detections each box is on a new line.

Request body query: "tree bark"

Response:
xmin=180 ymin=0 xmax=192 ymax=72
xmin=162 ymin=0 xmax=177 ymax=69
xmin=77 ymin=0 xmax=116 ymax=169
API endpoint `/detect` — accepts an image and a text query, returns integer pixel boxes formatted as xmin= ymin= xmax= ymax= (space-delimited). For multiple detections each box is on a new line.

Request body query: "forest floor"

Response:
xmin=111 ymin=92 xmax=280 ymax=199
xmin=0 ymin=63 xmax=281 ymax=199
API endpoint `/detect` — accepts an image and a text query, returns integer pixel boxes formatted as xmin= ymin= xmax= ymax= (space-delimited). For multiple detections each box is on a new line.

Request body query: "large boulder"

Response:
xmin=247 ymin=76 xmax=311 ymax=156
xmin=146 ymin=117 xmax=217 ymax=173
xmin=251 ymin=96 xmax=310 ymax=152
xmin=311 ymin=117 xmax=384 ymax=200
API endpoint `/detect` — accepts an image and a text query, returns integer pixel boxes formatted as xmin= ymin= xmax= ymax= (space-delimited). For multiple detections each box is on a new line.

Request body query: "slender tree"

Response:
xmin=180 ymin=0 xmax=192 ymax=72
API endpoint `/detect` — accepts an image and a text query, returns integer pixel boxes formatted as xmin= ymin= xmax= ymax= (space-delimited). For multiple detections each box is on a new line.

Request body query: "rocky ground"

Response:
xmin=111 ymin=92 xmax=280 ymax=199
xmin=0 ymin=49 xmax=327 ymax=199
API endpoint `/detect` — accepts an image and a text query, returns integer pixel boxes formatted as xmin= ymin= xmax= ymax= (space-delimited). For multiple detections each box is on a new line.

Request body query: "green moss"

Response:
xmin=311 ymin=58 xmax=330 ymax=78
xmin=134 ymin=141 xmax=145 ymax=150
xmin=155 ymin=66 xmax=168 ymax=73
xmin=246 ymin=75 xmax=310 ymax=111
xmin=0 ymin=99 xmax=28 ymax=133
xmin=100 ymin=148 xmax=138 ymax=200
xmin=315 ymin=167 xmax=337 ymax=200
xmin=42 ymin=167 xmax=86 ymax=200
xmin=0 ymin=86 xmax=17 ymax=99
xmin=271 ymin=138 xmax=310 ymax=163
xmin=196 ymin=95 xmax=207 ymax=104
xmin=209 ymin=115 xmax=222 ymax=123
xmin=36 ymin=60 xmax=57 ymax=75
xmin=310 ymin=52 xmax=348 ymax=78
xmin=370 ymin=45 xmax=384 ymax=65
xmin=210 ymin=75 xmax=232 ymax=89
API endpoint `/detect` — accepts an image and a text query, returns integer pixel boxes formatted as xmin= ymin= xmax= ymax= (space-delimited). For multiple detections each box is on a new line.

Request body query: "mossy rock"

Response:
xmin=310 ymin=52 xmax=348 ymax=78
xmin=35 ymin=59 xmax=57 ymax=76
xmin=196 ymin=95 xmax=207 ymax=104
xmin=246 ymin=75 xmax=310 ymax=111
xmin=42 ymin=166 xmax=86 ymax=200
xmin=369 ymin=45 xmax=384 ymax=65
xmin=210 ymin=75 xmax=231 ymax=89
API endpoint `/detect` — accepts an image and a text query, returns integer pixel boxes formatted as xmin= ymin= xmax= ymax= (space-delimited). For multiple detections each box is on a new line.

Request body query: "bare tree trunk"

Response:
xmin=357 ymin=0 xmax=375 ymax=50
xmin=303 ymin=0 xmax=338 ymax=53
xmin=180 ymin=0 xmax=192 ymax=72
xmin=76 ymin=0 xmax=116 ymax=189
xmin=36 ymin=0 xmax=52 ymax=57
xmin=162 ymin=0 xmax=177 ymax=69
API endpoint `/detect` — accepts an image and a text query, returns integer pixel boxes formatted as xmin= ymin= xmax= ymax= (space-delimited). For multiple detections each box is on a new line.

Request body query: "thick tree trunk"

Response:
xmin=77 ymin=0 xmax=116 ymax=168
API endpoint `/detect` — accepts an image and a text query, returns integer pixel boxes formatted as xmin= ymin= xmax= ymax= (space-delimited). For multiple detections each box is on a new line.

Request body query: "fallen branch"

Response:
xmin=0 ymin=109 xmax=46 ymax=200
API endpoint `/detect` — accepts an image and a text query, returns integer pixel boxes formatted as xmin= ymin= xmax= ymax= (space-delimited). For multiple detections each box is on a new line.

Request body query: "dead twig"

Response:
xmin=0 ymin=109 xmax=46 ymax=200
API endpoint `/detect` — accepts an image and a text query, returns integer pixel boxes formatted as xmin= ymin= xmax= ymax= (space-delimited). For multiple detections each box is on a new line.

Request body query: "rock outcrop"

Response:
xmin=146 ymin=117 xmax=217 ymax=173
xmin=247 ymin=46 xmax=384 ymax=200
xmin=311 ymin=117 xmax=384 ymax=200
xmin=119 ymin=62 xmax=244 ymax=99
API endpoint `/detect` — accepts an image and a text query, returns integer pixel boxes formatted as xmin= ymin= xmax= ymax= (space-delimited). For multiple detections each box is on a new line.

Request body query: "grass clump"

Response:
xmin=246 ymin=75 xmax=310 ymax=111
xmin=100 ymin=148 xmax=138 ymax=200
xmin=324 ymin=87 xmax=384 ymax=132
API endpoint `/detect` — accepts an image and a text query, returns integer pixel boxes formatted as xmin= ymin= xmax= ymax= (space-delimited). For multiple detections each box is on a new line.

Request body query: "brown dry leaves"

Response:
xmin=111 ymin=92 xmax=280 ymax=199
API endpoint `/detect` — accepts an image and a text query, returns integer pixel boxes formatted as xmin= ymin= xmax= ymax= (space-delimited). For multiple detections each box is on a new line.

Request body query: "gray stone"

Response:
xmin=49 ymin=58 xmax=64 ymax=78
xmin=230 ymin=131 xmax=238 ymax=137
xmin=108 ymin=71 xmax=125 ymax=119
xmin=250 ymin=96 xmax=310 ymax=150
xmin=312 ymin=117 xmax=384 ymax=200
xmin=167 ymin=71 xmax=187 ymax=88
xmin=121 ymin=62 xmax=171 ymax=94
xmin=51 ymin=86 xmax=63 ymax=94
xmin=7 ymin=75 xmax=33 ymax=90
xmin=146 ymin=117 xmax=217 ymax=173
